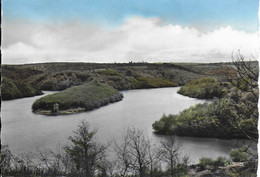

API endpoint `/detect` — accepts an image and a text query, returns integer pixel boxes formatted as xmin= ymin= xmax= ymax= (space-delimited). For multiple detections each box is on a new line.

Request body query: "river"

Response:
xmin=1 ymin=87 xmax=250 ymax=164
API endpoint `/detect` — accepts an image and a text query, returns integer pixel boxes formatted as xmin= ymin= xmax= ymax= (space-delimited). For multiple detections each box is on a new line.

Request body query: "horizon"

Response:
xmin=2 ymin=0 xmax=259 ymax=64
xmin=2 ymin=60 xmax=245 ymax=66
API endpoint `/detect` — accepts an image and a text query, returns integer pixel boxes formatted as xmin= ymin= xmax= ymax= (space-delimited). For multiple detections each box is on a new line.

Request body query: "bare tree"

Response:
xmin=158 ymin=136 xmax=182 ymax=177
xmin=146 ymin=141 xmax=161 ymax=177
xmin=230 ymin=51 xmax=259 ymax=142
xmin=114 ymin=131 xmax=132 ymax=177
xmin=114 ymin=128 xmax=160 ymax=177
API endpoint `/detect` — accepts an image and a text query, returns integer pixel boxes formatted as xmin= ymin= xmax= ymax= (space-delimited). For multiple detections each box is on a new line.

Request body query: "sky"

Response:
xmin=2 ymin=0 xmax=259 ymax=64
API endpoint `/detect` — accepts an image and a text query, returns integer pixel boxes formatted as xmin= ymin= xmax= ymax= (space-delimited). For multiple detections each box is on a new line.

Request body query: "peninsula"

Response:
xmin=32 ymin=81 xmax=123 ymax=115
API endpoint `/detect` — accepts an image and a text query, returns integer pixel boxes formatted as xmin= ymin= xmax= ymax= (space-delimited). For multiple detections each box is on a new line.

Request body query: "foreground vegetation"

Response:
xmin=1 ymin=121 xmax=257 ymax=177
xmin=32 ymin=81 xmax=123 ymax=115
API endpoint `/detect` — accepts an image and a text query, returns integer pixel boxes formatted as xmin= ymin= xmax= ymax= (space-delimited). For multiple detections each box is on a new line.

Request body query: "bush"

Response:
xmin=97 ymin=69 xmax=122 ymax=76
xmin=230 ymin=149 xmax=249 ymax=162
xmin=199 ymin=157 xmax=228 ymax=170
xmin=40 ymin=71 xmax=90 ymax=91
xmin=177 ymin=77 xmax=223 ymax=99
xmin=199 ymin=158 xmax=214 ymax=170
xmin=214 ymin=156 xmax=228 ymax=167
xmin=199 ymin=158 xmax=214 ymax=166
xmin=131 ymin=76 xmax=177 ymax=89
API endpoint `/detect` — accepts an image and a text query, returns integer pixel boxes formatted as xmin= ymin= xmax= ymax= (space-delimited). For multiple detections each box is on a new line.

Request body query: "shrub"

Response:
xmin=177 ymin=77 xmax=223 ymax=99
xmin=199 ymin=157 xmax=228 ymax=170
xmin=199 ymin=158 xmax=214 ymax=170
xmin=97 ymin=69 xmax=122 ymax=76
xmin=131 ymin=76 xmax=177 ymax=89
xmin=231 ymin=77 xmax=251 ymax=91
xmin=199 ymin=157 xmax=214 ymax=166
xmin=214 ymin=156 xmax=227 ymax=167
xmin=40 ymin=71 xmax=90 ymax=91
xmin=230 ymin=149 xmax=249 ymax=162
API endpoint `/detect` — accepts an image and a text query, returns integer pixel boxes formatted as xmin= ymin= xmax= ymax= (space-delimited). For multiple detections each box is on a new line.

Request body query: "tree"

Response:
xmin=114 ymin=130 xmax=132 ymax=177
xmin=229 ymin=51 xmax=259 ymax=142
xmin=64 ymin=120 xmax=107 ymax=177
xmin=159 ymin=136 xmax=188 ymax=177
xmin=114 ymin=128 xmax=161 ymax=177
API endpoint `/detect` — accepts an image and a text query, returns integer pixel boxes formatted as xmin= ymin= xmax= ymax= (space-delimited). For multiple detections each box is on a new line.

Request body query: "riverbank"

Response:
xmin=188 ymin=161 xmax=257 ymax=177
xmin=34 ymin=107 xmax=86 ymax=115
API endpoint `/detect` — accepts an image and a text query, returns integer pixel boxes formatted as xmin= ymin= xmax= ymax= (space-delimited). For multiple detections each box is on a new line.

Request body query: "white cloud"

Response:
xmin=2 ymin=17 xmax=259 ymax=64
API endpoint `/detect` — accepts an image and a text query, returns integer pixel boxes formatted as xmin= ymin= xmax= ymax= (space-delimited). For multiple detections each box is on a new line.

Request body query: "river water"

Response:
xmin=1 ymin=87 xmax=250 ymax=164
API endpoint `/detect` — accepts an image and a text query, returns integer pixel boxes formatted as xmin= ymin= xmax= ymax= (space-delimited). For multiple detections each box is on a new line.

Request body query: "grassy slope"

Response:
xmin=2 ymin=77 xmax=43 ymax=100
xmin=1 ymin=65 xmax=43 ymax=100
xmin=32 ymin=81 xmax=123 ymax=112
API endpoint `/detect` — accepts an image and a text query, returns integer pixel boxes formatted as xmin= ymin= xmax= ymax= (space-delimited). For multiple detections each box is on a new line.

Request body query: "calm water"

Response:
xmin=1 ymin=87 xmax=250 ymax=164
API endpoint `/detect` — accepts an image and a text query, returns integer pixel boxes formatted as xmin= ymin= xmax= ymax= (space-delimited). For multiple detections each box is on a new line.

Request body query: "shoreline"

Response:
xmin=33 ymin=107 xmax=86 ymax=116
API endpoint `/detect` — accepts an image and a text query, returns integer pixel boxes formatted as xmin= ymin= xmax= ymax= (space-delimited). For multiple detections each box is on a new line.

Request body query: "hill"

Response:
xmin=2 ymin=62 xmax=238 ymax=100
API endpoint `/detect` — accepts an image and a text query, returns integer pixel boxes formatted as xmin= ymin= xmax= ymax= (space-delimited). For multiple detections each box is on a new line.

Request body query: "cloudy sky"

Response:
xmin=2 ymin=0 xmax=259 ymax=64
